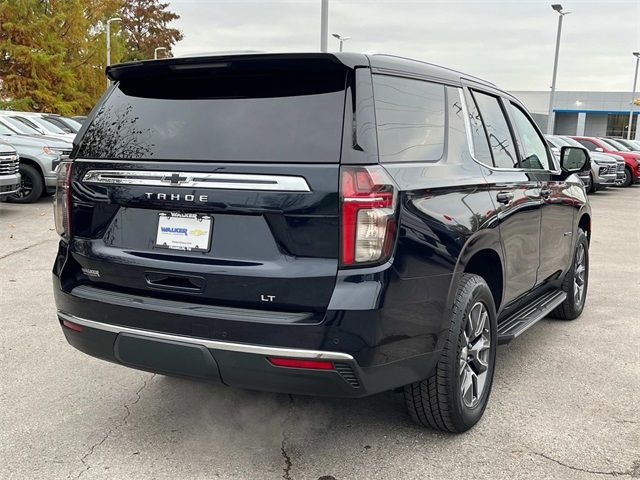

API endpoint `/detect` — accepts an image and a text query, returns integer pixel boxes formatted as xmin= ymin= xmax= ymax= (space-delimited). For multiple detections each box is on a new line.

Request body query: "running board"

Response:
xmin=497 ymin=290 xmax=567 ymax=344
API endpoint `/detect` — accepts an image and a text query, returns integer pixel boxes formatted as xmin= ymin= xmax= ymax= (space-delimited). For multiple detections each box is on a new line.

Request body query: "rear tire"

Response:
xmin=551 ymin=229 xmax=589 ymax=320
xmin=621 ymin=166 xmax=633 ymax=187
xmin=7 ymin=164 xmax=44 ymax=204
xmin=403 ymin=274 xmax=497 ymax=433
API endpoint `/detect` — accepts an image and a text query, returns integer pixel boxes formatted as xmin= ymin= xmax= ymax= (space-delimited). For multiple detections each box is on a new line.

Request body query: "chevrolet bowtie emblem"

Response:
xmin=161 ymin=173 xmax=190 ymax=185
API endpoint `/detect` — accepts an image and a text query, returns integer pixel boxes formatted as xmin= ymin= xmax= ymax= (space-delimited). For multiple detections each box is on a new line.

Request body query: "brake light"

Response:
xmin=268 ymin=358 xmax=334 ymax=370
xmin=340 ymin=166 xmax=397 ymax=266
xmin=54 ymin=160 xmax=73 ymax=237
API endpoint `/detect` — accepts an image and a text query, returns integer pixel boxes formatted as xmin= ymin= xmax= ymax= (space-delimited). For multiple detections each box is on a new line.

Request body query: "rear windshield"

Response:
xmin=77 ymin=69 xmax=347 ymax=162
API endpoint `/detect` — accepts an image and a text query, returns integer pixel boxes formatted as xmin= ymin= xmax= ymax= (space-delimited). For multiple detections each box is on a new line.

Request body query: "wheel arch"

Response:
xmin=447 ymin=230 xmax=504 ymax=316
xmin=578 ymin=211 xmax=591 ymax=244
xmin=16 ymin=156 xmax=45 ymax=180
xmin=463 ymin=249 xmax=503 ymax=312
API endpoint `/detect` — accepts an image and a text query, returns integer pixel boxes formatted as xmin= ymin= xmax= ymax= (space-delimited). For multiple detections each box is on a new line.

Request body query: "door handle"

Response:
xmin=496 ymin=191 xmax=514 ymax=204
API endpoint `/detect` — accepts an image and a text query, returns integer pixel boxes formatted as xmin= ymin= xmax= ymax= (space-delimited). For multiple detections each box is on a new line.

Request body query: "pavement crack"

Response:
xmin=529 ymin=452 xmax=640 ymax=477
xmin=280 ymin=394 xmax=295 ymax=480
xmin=0 ymin=239 xmax=53 ymax=260
xmin=69 ymin=374 xmax=155 ymax=480
xmin=122 ymin=374 xmax=154 ymax=426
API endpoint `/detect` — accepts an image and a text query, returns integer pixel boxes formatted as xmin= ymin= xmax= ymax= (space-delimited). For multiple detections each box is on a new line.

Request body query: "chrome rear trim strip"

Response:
xmin=58 ymin=311 xmax=354 ymax=361
xmin=81 ymin=169 xmax=311 ymax=192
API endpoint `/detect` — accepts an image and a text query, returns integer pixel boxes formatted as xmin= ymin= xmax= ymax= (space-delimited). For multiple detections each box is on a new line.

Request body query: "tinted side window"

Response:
xmin=508 ymin=103 xmax=551 ymax=170
xmin=472 ymin=91 xmax=519 ymax=168
xmin=464 ymin=90 xmax=492 ymax=165
xmin=373 ymin=75 xmax=445 ymax=163
xmin=575 ymin=139 xmax=597 ymax=151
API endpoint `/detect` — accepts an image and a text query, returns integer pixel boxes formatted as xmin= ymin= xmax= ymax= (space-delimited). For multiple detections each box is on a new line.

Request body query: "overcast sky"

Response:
xmin=168 ymin=0 xmax=640 ymax=92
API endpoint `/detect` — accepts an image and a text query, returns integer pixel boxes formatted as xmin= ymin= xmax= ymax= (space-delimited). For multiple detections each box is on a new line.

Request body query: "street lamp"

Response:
xmin=332 ymin=33 xmax=351 ymax=52
xmin=106 ymin=17 xmax=121 ymax=87
xmin=546 ymin=4 xmax=571 ymax=134
xmin=626 ymin=52 xmax=640 ymax=139
xmin=154 ymin=47 xmax=167 ymax=60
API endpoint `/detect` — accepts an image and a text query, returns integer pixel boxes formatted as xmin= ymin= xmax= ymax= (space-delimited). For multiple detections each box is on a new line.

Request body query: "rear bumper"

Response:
xmin=57 ymin=310 xmax=441 ymax=398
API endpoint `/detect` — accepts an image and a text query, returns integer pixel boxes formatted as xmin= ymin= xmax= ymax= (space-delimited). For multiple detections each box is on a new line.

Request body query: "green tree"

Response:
xmin=120 ymin=0 xmax=183 ymax=61
xmin=0 ymin=0 xmax=123 ymax=114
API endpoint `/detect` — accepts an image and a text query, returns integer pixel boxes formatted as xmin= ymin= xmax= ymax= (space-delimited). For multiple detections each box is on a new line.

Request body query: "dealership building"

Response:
xmin=510 ymin=90 xmax=640 ymax=139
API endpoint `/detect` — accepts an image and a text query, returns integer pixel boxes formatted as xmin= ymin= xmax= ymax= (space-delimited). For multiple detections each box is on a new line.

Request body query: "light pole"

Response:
xmin=320 ymin=0 xmax=329 ymax=52
xmin=546 ymin=4 xmax=571 ymax=134
xmin=332 ymin=33 xmax=350 ymax=52
xmin=106 ymin=17 xmax=121 ymax=87
xmin=154 ymin=47 xmax=167 ymax=60
xmin=626 ymin=52 xmax=640 ymax=139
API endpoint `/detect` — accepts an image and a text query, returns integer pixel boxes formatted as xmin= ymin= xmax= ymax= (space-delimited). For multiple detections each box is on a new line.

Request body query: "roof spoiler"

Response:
xmin=106 ymin=52 xmax=367 ymax=82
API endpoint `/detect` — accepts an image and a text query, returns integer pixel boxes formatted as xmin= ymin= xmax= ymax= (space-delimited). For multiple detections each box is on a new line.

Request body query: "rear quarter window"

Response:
xmin=373 ymin=75 xmax=445 ymax=163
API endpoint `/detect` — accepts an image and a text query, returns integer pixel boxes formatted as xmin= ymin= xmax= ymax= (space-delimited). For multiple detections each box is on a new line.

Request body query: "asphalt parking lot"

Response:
xmin=1 ymin=187 xmax=639 ymax=480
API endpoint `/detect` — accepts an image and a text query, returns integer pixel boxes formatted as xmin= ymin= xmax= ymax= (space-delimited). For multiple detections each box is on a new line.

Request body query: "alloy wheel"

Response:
xmin=459 ymin=301 xmax=491 ymax=408
xmin=15 ymin=174 xmax=33 ymax=199
xmin=574 ymin=243 xmax=587 ymax=308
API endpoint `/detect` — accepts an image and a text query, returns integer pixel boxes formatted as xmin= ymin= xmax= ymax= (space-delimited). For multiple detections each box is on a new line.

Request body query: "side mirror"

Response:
xmin=560 ymin=146 xmax=590 ymax=173
xmin=595 ymin=147 xmax=604 ymax=152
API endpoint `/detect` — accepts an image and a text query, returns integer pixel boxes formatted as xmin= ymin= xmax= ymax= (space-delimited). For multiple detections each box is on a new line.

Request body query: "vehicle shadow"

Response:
xmin=124 ymin=340 xmax=535 ymax=465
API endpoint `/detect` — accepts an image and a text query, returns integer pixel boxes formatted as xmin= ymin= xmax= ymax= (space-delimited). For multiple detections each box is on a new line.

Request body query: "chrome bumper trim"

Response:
xmin=57 ymin=311 xmax=354 ymax=361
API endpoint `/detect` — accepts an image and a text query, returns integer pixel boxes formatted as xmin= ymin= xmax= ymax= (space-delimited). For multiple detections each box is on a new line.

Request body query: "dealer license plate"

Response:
xmin=155 ymin=213 xmax=212 ymax=252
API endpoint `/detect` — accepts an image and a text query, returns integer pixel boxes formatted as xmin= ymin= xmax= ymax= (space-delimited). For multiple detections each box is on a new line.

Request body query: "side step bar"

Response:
xmin=497 ymin=290 xmax=567 ymax=344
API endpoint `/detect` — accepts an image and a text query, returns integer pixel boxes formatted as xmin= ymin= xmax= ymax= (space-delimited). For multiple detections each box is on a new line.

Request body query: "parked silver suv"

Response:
xmin=547 ymin=135 xmax=617 ymax=192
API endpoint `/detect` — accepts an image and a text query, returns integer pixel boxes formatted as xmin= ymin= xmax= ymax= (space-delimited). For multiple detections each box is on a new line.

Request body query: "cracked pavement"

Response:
xmin=1 ymin=187 xmax=639 ymax=480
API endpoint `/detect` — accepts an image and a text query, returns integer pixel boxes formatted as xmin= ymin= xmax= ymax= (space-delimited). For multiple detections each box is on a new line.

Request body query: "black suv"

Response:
xmin=53 ymin=53 xmax=591 ymax=432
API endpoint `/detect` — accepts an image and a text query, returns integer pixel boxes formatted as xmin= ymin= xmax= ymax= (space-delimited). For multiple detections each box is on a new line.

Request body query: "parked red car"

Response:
xmin=571 ymin=136 xmax=640 ymax=187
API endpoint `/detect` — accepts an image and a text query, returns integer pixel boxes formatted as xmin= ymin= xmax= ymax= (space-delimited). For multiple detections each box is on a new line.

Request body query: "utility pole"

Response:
xmin=320 ymin=0 xmax=328 ymax=52
xmin=626 ymin=52 xmax=640 ymax=139
xmin=546 ymin=5 xmax=571 ymax=135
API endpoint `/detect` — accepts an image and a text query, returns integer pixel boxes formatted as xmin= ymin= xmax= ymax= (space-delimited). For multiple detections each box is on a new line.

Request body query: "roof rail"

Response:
xmin=370 ymin=53 xmax=496 ymax=87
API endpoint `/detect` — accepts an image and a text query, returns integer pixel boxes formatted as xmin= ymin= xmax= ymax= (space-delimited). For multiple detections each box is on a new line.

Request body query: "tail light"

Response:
xmin=340 ymin=165 xmax=397 ymax=266
xmin=54 ymin=160 xmax=73 ymax=237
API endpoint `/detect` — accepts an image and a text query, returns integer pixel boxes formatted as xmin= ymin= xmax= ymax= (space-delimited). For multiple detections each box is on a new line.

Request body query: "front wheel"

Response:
xmin=621 ymin=166 xmax=633 ymax=187
xmin=551 ymin=229 xmax=589 ymax=320
xmin=7 ymin=164 xmax=44 ymax=204
xmin=404 ymin=274 xmax=497 ymax=433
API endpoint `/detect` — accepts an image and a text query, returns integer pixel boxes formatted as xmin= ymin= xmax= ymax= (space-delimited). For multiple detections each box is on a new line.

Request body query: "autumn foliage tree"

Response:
xmin=0 ymin=0 xmax=182 ymax=115
xmin=120 ymin=0 xmax=183 ymax=61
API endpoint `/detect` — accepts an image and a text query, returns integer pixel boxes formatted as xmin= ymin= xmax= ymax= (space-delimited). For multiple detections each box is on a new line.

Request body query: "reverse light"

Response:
xmin=268 ymin=358 xmax=334 ymax=370
xmin=54 ymin=160 xmax=73 ymax=237
xmin=340 ymin=166 xmax=397 ymax=266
